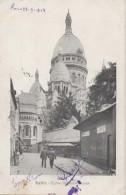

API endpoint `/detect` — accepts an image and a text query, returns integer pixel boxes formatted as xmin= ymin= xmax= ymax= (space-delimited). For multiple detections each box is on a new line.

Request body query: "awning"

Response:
xmin=46 ymin=143 xmax=75 ymax=146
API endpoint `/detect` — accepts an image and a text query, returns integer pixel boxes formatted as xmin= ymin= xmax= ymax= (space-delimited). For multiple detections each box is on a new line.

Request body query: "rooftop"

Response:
xmin=74 ymin=102 xmax=116 ymax=130
xmin=45 ymin=118 xmax=80 ymax=143
xmin=17 ymin=92 xmax=36 ymax=106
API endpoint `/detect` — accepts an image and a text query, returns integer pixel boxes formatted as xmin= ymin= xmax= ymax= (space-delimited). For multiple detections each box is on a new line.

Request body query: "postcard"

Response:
xmin=0 ymin=0 xmax=125 ymax=194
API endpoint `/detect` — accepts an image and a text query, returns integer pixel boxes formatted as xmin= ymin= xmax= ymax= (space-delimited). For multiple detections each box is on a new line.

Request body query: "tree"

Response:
xmin=46 ymin=91 xmax=81 ymax=130
xmin=86 ymin=62 xmax=116 ymax=116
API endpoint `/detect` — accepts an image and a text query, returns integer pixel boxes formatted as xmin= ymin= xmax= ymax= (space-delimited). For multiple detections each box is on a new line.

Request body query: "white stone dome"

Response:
xmin=52 ymin=10 xmax=85 ymax=59
xmin=29 ymin=70 xmax=45 ymax=97
xmin=53 ymin=33 xmax=84 ymax=58
xmin=50 ymin=52 xmax=70 ymax=83
xmin=29 ymin=81 xmax=43 ymax=94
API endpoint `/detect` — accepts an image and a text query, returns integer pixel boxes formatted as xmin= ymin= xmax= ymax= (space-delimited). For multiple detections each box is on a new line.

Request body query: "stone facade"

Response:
xmin=17 ymin=11 xmax=88 ymax=149
xmin=17 ymin=70 xmax=46 ymax=151
xmin=47 ymin=10 xmax=88 ymax=114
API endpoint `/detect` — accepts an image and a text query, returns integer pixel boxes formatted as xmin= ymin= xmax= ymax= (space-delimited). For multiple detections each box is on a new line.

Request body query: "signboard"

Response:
xmin=97 ymin=125 xmax=106 ymax=134
xmin=82 ymin=131 xmax=90 ymax=137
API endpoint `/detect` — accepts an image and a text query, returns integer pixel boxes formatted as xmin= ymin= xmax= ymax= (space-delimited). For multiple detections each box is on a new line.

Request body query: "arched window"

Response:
xmin=82 ymin=75 xmax=84 ymax=83
xmin=72 ymin=57 xmax=76 ymax=61
xmin=54 ymin=86 xmax=57 ymax=90
xmin=24 ymin=125 xmax=31 ymax=137
xmin=66 ymin=57 xmax=70 ymax=60
xmin=72 ymin=73 xmax=75 ymax=83
xmin=78 ymin=74 xmax=80 ymax=84
xmin=64 ymin=86 xmax=66 ymax=92
xmin=58 ymin=86 xmax=60 ymax=93
xmin=19 ymin=125 xmax=21 ymax=136
xmin=33 ymin=126 xmax=37 ymax=137
xmin=66 ymin=87 xmax=68 ymax=94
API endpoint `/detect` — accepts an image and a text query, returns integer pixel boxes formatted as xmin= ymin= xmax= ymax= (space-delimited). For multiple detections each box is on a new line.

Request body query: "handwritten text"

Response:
xmin=10 ymin=3 xmax=46 ymax=13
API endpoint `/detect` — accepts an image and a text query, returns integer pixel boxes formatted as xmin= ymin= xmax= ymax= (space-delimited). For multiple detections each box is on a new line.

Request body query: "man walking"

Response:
xmin=40 ymin=147 xmax=47 ymax=168
xmin=48 ymin=148 xmax=56 ymax=169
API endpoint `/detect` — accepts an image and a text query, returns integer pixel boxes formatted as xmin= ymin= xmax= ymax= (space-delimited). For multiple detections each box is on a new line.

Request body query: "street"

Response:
xmin=11 ymin=153 xmax=58 ymax=175
xmin=10 ymin=153 xmax=105 ymax=175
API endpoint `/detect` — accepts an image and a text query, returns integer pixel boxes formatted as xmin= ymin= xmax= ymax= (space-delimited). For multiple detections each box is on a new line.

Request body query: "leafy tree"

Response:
xmin=47 ymin=91 xmax=81 ymax=130
xmin=86 ymin=62 xmax=116 ymax=116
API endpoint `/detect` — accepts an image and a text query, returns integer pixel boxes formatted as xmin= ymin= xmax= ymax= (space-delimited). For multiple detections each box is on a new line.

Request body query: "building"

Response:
xmin=17 ymin=70 xmax=47 ymax=152
xmin=16 ymin=11 xmax=88 ymax=152
xmin=10 ymin=78 xmax=19 ymax=165
xmin=74 ymin=103 xmax=116 ymax=171
xmin=47 ymin=10 xmax=88 ymax=115
xmin=44 ymin=117 xmax=80 ymax=158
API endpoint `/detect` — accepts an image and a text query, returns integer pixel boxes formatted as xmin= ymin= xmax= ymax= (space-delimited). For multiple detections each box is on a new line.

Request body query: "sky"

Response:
xmin=0 ymin=0 xmax=125 ymax=95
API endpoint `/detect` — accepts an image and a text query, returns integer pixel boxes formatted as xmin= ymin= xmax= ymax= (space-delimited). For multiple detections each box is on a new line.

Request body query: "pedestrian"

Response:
xmin=40 ymin=147 xmax=47 ymax=168
xmin=48 ymin=148 xmax=56 ymax=169
xmin=14 ymin=149 xmax=20 ymax=166
xmin=19 ymin=146 xmax=23 ymax=155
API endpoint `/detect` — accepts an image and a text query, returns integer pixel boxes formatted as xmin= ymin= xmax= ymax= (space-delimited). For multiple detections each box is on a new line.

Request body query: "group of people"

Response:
xmin=40 ymin=147 xmax=56 ymax=169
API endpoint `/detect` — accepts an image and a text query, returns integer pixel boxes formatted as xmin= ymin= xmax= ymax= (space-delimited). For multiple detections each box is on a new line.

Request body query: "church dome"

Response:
xmin=30 ymin=82 xmax=43 ymax=95
xmin=52 ymin=10 xmax=85 ymax=59
xmin=29 ymin=70 xmax=45 ymax=97
xmin=51 ymin=46 xmax=70 ymax=82
xmin=53 ymin=34 xmax=84 ymax=58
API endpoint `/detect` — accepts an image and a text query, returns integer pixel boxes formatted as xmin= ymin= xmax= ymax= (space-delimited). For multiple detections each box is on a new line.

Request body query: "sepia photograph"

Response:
xmin=10 ymin=7 xmax=116 ymax=176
